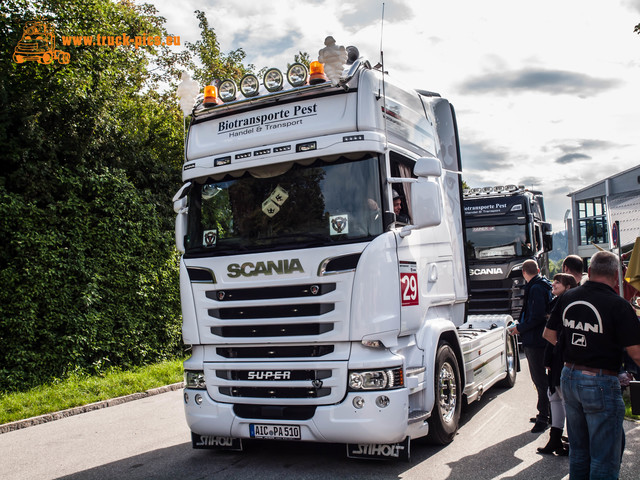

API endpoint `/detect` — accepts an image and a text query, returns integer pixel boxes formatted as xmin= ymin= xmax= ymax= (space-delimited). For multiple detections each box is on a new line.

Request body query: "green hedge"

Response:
xmin=0 ymin=169 xmax=182 ymax=392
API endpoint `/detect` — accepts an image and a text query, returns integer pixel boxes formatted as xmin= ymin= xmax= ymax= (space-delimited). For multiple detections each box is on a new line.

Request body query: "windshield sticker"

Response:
xmin=261 ymin=185 xmax=289 ymax=218
xmin=262 ymin=198 xmax=280 ymax=217
xmin=203 ymin=229 xmax=217 ymax=247
xmin=329 ymin=215 xmax=349 ymax=235
xmin=472 ymin=227 xmax=495 ymax=232
xmin=477 ymin=245 xmax=516 ymax=258
xmin=270 ymin=185 xmax=289 ymax=205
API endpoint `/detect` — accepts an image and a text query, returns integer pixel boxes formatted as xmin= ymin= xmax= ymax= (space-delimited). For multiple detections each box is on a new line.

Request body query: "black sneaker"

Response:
xmin=531 ymin=421 xmax=549 ymax=433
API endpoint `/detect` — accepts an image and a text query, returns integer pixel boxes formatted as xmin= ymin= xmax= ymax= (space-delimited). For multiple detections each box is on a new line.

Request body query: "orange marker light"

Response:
xmin=203 ymin=85 xmax=219 ymax=107
xmin=309 ymin=61 xmax=328 ymax=85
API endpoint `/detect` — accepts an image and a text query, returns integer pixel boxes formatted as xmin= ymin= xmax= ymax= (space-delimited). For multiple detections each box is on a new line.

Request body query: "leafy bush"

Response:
xmin=0 ymin=0 xmax=188 ymax=392
xmin=0 ymin=169 xmax=182 ymax=391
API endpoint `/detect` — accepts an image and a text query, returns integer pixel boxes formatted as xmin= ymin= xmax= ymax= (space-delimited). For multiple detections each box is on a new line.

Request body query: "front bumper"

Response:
xmin=184 ymin=387 xmax=409 ymax=444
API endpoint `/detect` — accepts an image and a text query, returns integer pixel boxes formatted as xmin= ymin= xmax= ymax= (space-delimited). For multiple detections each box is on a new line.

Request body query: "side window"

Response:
xmin=389 ymin=152 xmax=415 ymax=225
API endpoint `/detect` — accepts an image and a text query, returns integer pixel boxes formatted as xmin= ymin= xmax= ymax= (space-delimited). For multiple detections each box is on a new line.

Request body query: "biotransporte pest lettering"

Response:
xmin=218 ymin=104 xmax=318 ymax=134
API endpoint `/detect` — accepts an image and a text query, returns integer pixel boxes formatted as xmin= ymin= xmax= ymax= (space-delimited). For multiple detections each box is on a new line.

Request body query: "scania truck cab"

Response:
xmin=463 ymin=186 xmax=552 ymax=320
xmin=175 ymin=51 xmax=517 ymax=461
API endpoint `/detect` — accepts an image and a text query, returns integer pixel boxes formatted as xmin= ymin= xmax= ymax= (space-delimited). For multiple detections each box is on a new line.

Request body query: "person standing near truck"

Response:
xmin=509 ymin=259 xmax=552 ymax=433
xmin=562 ymin=254 xmax=587 ymax=286
xmin=537 ymin=273 xmax=576 ymax=456
xmin=544 ymin=251 xmax=640 ymax=479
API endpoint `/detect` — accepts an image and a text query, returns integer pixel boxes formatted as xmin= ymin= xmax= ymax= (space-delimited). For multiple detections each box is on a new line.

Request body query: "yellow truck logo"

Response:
xmin=13 ymin=21 xmax=70 ymax=65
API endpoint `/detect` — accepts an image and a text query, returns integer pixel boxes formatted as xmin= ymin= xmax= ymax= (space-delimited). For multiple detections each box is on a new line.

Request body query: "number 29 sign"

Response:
xmin=399 ymin=261 xmax=419 ymax=306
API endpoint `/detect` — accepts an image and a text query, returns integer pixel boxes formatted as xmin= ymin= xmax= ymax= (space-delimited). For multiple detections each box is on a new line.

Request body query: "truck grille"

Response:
xmin=211 ymin=323 xmax=333 ymax=337
xmin=216 ymin=345 xmax=335 ymax=358
xmin=205 ymin=360 xmax=347 ymax=405
xmin=468 ymin=280 xmax=523 ymax=318
xmin=206 ymin=283 xmax=336 ymax=301
xmin=208 ymin=303 xmax=335 ymax=319
xmin=219 ymin=386 xmax=331 ymax=398
xmin=187 ymin=255 xmax=359 ymax=408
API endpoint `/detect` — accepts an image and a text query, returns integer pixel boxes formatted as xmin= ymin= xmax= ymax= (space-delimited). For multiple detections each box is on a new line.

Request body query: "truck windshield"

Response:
xmin=465 ymin=225 xmax=533 ymax=260
xmin=185 ymin=154 xmax=383 ymax=255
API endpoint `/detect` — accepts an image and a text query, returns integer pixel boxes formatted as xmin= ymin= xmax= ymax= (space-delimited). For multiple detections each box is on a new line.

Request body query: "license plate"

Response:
xmin=249 ymin=424 xmax=301 ymax=440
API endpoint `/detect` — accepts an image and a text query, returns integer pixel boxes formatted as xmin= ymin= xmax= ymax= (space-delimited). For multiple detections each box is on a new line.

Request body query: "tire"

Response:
xmin=497 ymin=334 xmax=517 ymax=388
xmin=427 ymin=342 xmax=462 ymax=445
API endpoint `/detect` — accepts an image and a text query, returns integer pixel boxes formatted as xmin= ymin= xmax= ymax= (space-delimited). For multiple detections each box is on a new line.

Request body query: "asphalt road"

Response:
xmin=2 ymin=358 xmax=639 ymax=480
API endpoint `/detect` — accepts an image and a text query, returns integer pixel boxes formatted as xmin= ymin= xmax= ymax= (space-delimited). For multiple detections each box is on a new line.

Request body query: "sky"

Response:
xmin=149 ymin=0 xmax=640 ymax=233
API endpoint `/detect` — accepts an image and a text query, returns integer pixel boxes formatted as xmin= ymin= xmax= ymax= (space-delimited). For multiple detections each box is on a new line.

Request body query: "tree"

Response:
xmin=292 ymin=51 xmax=311 ymax=69
xmin=0 ymin=0 xmax=188 ymax=391
xmin=185 ymin=10 xmax=254 ymax=87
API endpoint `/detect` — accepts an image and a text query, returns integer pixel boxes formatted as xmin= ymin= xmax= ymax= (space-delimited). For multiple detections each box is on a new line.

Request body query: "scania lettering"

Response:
xmin=463 ymin=186 xmax=552 ymax=320
xmin=469 ymin=267 xmax=504 ymax=276
xmin=226 ymin=259 xmax=304 ymax=278
xmin=175 ymin=40 xmax=518 ymax=461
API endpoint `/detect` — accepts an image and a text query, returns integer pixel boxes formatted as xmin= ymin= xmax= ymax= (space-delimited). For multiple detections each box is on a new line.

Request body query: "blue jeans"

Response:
xmin=561 ymin=366 xmax=625 ymax=480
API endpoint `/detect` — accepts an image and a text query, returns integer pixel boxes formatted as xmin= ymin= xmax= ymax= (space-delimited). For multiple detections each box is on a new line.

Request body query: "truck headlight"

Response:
xmin=348 ymin=367 xmax=403 ymax=391
xmin=185 ymin=370 xmax=206 ymax=389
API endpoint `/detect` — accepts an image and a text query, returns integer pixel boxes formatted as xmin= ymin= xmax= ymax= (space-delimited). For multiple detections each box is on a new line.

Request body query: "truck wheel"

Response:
xmin=427 ymin=342 xmax=461 ymax=445
xmin=497 ymin=334 xmax=517 ymax=388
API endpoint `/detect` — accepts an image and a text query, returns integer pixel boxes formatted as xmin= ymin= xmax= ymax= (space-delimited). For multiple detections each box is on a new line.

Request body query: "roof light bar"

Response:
xmin=218 ymin=79 xmax=237 ymax=102
xmin=240 ymin=74 xmax=260 ymax=97
xmin=287 ymin=63 xmax=308 ymax=87
xmin=463 ymin=185 xmax=525 ymax=196
xmin=263 ymin=68 xmax=284 ymax=92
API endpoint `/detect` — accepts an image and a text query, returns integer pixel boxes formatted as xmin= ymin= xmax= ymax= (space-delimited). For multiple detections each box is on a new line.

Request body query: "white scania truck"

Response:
xmin=174 ymin=52 xmax=518 ymax=461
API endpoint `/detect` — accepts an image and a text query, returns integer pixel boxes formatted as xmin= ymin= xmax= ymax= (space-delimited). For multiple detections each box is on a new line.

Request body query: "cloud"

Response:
xmin=518 ymin=176 xmax=544 ymax=189
xmin=552 ymin=139 xmax=619 ymax=153
xmin=549 ymin=184 xmax=573 ymax=196
xmin=556 ymin=153 xmax=592 ymax=164
xmin=339 ymin=0 xmax=413 ymax=30
xmin=549 ymin=138 xmax=625 ymax=165
xmin=460 ymin=141 xmax=512 ymax=172
xmin=457 ymin=68 xmax=621 ymax=97
xmin=622 ymin=0 xmax=640 ymax=15
xmin=232 ymin=29 xmax=298 ymax=59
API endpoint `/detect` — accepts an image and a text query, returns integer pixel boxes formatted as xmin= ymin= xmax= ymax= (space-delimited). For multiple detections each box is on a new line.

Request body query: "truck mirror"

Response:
xmin=414 ymin=156 xmax=442 ymax=178
xmin=173 ymin=182 xmax=191 ymax=213
xmin=173 ymin=183 xmax=191 ymax=253
xmin=541 ymin=222 xmax=553 ymax=252
xmin=175 ymin=213 xmax=187 ymax=253
xmin=410 ymin=179 xmax=442 ymax=229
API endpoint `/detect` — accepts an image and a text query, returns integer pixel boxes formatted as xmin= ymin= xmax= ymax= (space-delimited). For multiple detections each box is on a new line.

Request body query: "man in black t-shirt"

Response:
xmin=544 ymin=251 xmax=640 ymax=479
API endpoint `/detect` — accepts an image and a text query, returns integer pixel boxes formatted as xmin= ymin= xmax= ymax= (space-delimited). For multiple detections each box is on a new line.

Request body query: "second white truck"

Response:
xmin=175 ymin=45 xmax=518 ymax=461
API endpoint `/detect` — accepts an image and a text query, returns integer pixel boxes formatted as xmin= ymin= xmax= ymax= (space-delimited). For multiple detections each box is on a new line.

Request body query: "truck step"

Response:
xmin=408 ymin=410 xmax=430 ymax=424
